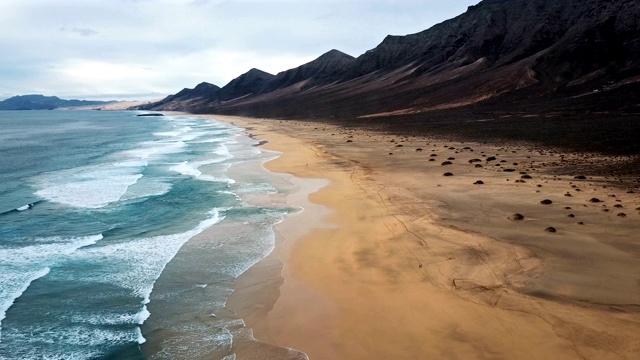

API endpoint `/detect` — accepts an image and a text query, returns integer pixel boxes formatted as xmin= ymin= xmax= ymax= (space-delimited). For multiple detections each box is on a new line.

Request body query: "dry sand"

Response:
xmin=69 ymin=99 xmax=160 ymax=111
xmin=214 ymin=115 xmax=640 ymax=360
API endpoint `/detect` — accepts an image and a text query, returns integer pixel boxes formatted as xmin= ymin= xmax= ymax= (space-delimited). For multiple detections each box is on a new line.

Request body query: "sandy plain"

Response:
xmin=216 ymin=115 xmax=640 ymax=360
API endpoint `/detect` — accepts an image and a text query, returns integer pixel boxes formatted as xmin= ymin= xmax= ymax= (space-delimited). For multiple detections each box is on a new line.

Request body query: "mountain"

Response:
xmin=0 ymin=95 xmax=113 ymax=110
xmin=140 ymin=50 xmax=355 ymax=112
xmin=139 ymin=0 xmax=640 ymax=153
xmin=260 ymin=49 xmax=355 ymax=94
xmin=139 ymin=82 xmax=220 ymax=111
xmin=217 ymin=68 xmax=275 ymax=101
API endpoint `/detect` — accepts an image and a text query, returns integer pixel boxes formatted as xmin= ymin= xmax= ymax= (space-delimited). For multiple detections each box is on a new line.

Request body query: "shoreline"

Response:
xmin=211 ymin=114 xmax=640 ymax=359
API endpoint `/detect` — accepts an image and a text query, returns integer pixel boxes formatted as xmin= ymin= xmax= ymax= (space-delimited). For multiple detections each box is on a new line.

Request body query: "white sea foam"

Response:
xmin=213 ymin=144 xmax=232 ymax=158
xmin=170 ymin=161 xmax=202 ymax=178
xmin=120 ymin=180 xmax=172 ymax=202
xmin=16 ymin=205 xmax=29 ymax=211
xmin=0 ymin=349 xmax=104 ymax=360
xmin=13 ymin=324 xmax=141 ymax=348
xmin=179 ymin=131 xmax=208 ymax=142
xmin=235 ymin=183 xmax=278 ymax=194
xmin=122 ymin=140 xmax=186 ymax=160
xmin=70 ymin=306 xmax=150 ymax=326
xmin=76 ymin=209 xmax=224 ymax=304
xmin=0 ymin=235 xmax=102 ymax=339
xmin=170 ymin=154 xmax=236 ymax=184
xmin=35 ymin=172 xmax=143 ymax=209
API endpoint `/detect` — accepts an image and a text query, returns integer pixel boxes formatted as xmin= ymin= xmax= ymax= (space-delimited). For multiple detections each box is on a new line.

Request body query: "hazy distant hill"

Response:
xmin=137 ymin=0 xmax=640 ymax=153
xmin=0 ymin=95 xmax=113 ymax=110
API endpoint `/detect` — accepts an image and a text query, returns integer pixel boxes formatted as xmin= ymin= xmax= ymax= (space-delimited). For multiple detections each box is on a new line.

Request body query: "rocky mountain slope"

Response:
xmin=139 ymin=0 xmax=640 ymax=153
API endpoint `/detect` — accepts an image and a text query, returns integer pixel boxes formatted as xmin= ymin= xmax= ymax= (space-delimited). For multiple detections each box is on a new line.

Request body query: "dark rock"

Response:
xmin=137 ymin=113 xmax=164 ymax=117
xmin=510 ymin=213 xmax=525 ymax=220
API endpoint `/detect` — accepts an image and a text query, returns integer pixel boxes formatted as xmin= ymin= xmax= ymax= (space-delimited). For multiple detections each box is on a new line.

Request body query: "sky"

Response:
xmin=0 ymin=0 xmax=479 ymax=101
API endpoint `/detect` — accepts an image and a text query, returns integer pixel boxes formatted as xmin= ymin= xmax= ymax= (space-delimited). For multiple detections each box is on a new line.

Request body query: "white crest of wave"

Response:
xmin=74 ymin=209 xmax=225 ymax=305
xmin=0 ymin=234 xmax=103 ymax=340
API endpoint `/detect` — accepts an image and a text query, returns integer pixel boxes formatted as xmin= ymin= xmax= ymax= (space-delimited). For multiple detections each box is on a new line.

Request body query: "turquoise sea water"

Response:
xmin=0 ymin=111 xmax=300 ymax=359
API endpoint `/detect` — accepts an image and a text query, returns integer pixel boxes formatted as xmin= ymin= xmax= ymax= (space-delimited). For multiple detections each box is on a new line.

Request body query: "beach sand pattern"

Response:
xmin=218 ymin=115 xmax=640 ymax=360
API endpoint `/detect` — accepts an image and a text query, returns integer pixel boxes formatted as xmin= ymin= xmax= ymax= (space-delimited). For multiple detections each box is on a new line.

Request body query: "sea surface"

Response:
xmin=0 ymin=111 xmax=305 ymax=359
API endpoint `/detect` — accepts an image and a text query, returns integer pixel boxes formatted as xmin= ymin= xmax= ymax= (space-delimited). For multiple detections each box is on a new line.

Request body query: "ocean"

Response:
xmin=0 ymin=111 xmax=307 ymax=359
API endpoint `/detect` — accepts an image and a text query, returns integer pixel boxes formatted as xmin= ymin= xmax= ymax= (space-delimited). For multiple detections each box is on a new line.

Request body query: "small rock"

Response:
xmin=545 ymin=227 xmax=557 ymax=233
xmin=511 ymin=213 xmax=525 ymax=221
xmin=474 ymin=180 xmax=484 ymax=185
xmin=443 ymin=172 xmax=454 ymax=177
xmin=540 ymin=199 xmax=553 ymax=205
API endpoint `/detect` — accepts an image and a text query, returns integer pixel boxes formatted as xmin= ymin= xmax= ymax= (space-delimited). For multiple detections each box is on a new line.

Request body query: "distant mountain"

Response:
xmin=137 ymin=0 xmax=640 ymax=153
xmin=139 ymin=50 xmax=355 ymax=112
xmin=139 ymin=82 xmax=220 ymax=111
xmin=0 ymin=95 xmax=113 ymax=110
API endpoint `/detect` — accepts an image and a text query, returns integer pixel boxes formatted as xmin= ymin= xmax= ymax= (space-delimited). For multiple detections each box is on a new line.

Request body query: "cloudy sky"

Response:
xmin=0 ymin=0 xmax=478 ymax=101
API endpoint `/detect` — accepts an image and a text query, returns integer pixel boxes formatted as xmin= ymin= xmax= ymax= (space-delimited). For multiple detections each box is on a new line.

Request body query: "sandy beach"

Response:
xmin=214 ymin=115 xmax=640 ymax=360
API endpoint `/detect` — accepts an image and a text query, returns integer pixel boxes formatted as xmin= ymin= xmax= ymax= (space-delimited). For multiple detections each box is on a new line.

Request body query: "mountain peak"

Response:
xmin=245 ymin=68 xmax=274 ymax=77
xmin=318 ymin=49 xmax=354 ymax=61
xmin=194 ymin=82 xmax=220 ymax=89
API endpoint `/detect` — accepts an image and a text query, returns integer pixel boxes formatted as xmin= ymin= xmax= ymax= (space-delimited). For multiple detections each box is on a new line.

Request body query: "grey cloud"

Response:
xmin=60 ymin=26 xmax=99 ymax=37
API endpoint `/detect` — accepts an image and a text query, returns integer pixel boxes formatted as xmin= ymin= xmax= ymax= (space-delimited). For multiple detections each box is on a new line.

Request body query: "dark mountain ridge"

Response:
xmin=0 ymin=95 xmax=113 ymax=110
xmin=261 ymin=49 xmax=355 ymax=93
xmin=138 ymin=0 xmax=640 ymax=154
xmin=217 ymin=68 xmax=275 ymax=101
xmin=141 ymin=82 xmax=221 ymax=111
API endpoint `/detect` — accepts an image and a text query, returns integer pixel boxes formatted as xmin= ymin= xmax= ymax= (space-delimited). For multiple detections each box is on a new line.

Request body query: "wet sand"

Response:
xmin=215 ymin=115 xmax=640 ymax=360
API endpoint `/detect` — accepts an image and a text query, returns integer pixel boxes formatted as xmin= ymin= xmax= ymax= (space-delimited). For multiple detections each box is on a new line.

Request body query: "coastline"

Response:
xmin=210 ymin=114 xmax=640 ymax=360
